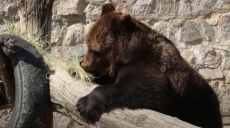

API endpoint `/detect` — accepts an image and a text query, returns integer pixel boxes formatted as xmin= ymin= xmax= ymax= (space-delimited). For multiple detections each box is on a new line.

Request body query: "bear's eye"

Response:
xmin=96 ymin=34 xmax=99 ymax=39
xmin=95 ymin=27 xmax=105 ymax=39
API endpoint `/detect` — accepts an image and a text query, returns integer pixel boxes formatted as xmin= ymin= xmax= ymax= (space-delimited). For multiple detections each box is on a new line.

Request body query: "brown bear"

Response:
xmin=77 ymin=3 xmax=223 ymax=128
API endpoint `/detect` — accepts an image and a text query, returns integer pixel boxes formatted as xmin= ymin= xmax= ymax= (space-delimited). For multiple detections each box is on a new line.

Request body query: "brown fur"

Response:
xmin=77 ymin=3 xmax=223 ymax=128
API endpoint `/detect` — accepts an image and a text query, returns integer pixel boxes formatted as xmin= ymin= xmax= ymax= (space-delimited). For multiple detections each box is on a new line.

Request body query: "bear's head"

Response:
xmin=81 ymin=3 xmax=151 ymax=78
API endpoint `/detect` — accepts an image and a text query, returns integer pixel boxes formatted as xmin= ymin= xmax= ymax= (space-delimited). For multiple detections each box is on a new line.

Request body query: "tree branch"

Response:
xmin=49 ymin=64 xmax=199 ymax=128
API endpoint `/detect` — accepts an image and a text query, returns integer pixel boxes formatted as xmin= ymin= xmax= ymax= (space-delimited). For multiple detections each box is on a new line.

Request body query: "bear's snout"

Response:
xmin=80 ymin=57 xmax=90 ymax=71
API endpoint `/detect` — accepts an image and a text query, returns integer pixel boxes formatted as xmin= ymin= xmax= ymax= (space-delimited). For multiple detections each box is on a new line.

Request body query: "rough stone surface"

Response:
xmin=180 ymin=21 xmax=203 ymax=44
xmin=156 ymin=0 xmax=178 ymax=16
xmin=57 ymin=0 xmax=86 ymax=16
xmin=221 ymin=57 xmax=230 ymax=70
xmin=200 ymin=21 xmax=215 ymax=42
xmin=199 ymin=68 xmax=224 ymax=80
xmin=84 ymin=4 xmax=102 ymax=21
xmin=220 ymin=89 xmax=230 ymax=116
xmin=225 ymin=71 xmax=230 ymax=84
xmin=151 ymin=21 xmax=168 ymax=36
xmin=206 ymin=13 xmax=223 ymax=25
xmin=65 ymin=43 xmax=88 ymax=59
xmin=179 ymin=49 xmax=195 ymax=65
xmin=167 ymin=19 xmax=183 ymax=43
xmin=5 ymin=3 xmax=18 ymax=19
xmin=180 ymin=21 xmax=216 ymax=44
xmin=51 ymin=29 xmax=64 ymax=45
xmin=132 ymin=0 xmax=156 ymax=15
xmin=192 ymin=0 xmax=217 ymax=15
xmin=178 ymin=0 xmax=192 ymax=17
xmin=213 ymin=0 xmax=230 ymax=10
xmin=83 ymin=21 xmax=95 ymax=38
xmin=193 ymin=43 xmax=223 ymax=68
xmin=218 ymin=12 xmax=230 ymax=41
xmin=62 ymin=23 xmax=84 ymax=46
xmin=0 ymin=1 xmax=18 ymax=22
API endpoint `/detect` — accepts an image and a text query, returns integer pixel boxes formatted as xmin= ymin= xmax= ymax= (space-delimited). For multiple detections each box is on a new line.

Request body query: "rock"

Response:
xmin=200 ymin=22 xmax=215 ymax=42
xmin=204 ymin=51 xmax=222 ymax=68
xmin=65 ymin=43 xmax=88 ymax=59
xmin=180 ymin=20 xmax=215 ymax=43
xmin=192 ymin=43 xmax=222 ymax=68
xmin=192 ymin=0 xmax=217 ymax=15
xmin=217 ymin=81 xmax=230 ymax=116
xmin=83 ymin=21 xmax=95 ymax=39
xmin=5 ymin=3 xmax=18 ymax=19
xmin=180 ymin=21 xmax=203 ymax=43
xmin=221 ymin=57 xmax=230 ymax=70
xmin=213 ymin=0 xmax=230 ymax=10
xmin=84 ymin=4 xmax=101 ymax=21
xmin=156 ymin=0 xmax=178 ymax=16
xmin=178 ymin=0 xmax=192 ymax=17
xmin=213 ymin=40 xmax=230 ymax=52
xmin=57 ymin=0 xmax=85 ymax=16
xmin=223 ymin=116 xmax=230 ymax=126
xmin=167 ymin=19 xmax=183 ymax=43
xmin=225 ymin=71 xmax=230 ymax=84
xmin=199 ymin=68 xmax=224 ymax=80
xmin=206 ymin=13 xmax=222 ymax=26
xmin=179 ymin=49 xmax=195 ymax=65
xmin=111 ymin=0 xmax=128 ymax=3
xmin=132 ymin=0 xmax=156 ymax=15
xmin=51 ymin=29 xmax=64 ymax=45
xmin=0 ymin=25 xmax=7 ymax=33
xmin=0 ymin=3 xmax=18 ymax=21
xmin=88 ymin=0 xmax=106 ymax=4
xmin=62 ymin=23 xmax=84 ymax=46
xmin=209 ymin=80 xmax=219 ymax=92
xmin=218 ymin=12 xmax=230 ymax=41
xmin=151 ymin=21 xmax=168 ymax=37
xmin=221 ymin=90 xmax=230 ymax=116
xmin=115 ymin=2 xmax=130 ymax=12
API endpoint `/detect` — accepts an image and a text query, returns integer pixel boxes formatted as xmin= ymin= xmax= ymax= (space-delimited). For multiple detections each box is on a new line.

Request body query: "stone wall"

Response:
xmin=0 ymin=0 xmax=230 ymax=128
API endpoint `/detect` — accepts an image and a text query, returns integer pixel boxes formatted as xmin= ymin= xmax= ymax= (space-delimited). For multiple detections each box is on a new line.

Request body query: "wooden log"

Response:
xmin=49 ymin=64 xmax=200 ymax=128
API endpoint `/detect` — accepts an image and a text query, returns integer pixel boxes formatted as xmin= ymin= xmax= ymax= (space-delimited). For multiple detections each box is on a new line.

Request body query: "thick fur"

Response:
xmin=77 ymin=3 xmax=223 ymax=128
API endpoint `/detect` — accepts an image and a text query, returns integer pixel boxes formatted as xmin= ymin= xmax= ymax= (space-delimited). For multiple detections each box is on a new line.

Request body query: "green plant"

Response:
xmin=3 ymin=19 xmax=92 ymax=82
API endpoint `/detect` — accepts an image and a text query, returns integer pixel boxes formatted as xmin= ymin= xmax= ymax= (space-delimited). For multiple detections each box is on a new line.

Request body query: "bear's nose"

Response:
xmin=80 ymin=58 xmax=89 ymax=70
xmin=80 ymin=62 xmax=88 ymax=70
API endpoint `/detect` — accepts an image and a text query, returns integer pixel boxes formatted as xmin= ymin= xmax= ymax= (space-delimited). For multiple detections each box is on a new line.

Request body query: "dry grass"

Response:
xmin=3 ymin=19 xmax=93 ymax=82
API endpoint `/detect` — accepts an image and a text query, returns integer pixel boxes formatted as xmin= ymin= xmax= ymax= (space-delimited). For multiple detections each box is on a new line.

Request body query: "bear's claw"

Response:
xmin=76 ymin=95 xmax=104 ymax=124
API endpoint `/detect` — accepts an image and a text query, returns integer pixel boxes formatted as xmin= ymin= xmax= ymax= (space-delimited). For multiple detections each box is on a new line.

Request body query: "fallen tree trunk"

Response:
xmin=49 ymin=64 xmax=199 ymax=128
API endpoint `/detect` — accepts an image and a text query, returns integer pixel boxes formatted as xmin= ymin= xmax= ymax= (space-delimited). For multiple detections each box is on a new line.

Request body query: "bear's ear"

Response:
xmin=101 ymin=3 xmax=116 ymax=16
xmin=120 ymin=14 xmax=135 ymax=31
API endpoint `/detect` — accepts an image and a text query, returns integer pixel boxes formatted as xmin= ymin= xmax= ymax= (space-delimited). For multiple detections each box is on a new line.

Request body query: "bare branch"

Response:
xmin=49 ymin=64 xmax=199 ymax=128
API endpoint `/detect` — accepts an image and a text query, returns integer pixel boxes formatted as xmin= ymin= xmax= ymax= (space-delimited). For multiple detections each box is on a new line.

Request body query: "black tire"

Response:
xmin=0 ymin=34 xmax=49 ymax=128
